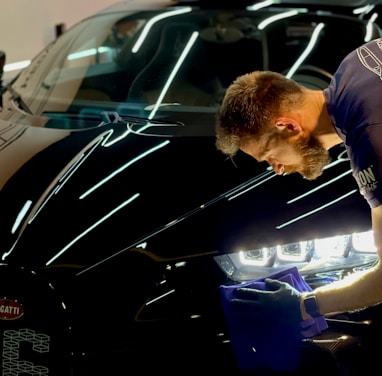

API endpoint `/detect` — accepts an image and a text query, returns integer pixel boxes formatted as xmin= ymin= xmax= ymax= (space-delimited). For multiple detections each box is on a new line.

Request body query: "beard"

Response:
xmin=284 ymin=135 xmax=331 ymax=180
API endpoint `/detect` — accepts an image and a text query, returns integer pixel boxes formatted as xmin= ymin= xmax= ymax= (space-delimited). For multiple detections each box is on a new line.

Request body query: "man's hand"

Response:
xmin=230 ymin=278 xmax=303 ymax=322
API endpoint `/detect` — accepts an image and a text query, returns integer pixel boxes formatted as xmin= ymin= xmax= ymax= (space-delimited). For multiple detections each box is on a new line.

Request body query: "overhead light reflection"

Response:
xmin=145 ymin=289 xmax=175 ymax=305
xmin=287 ymin=169 xmax=352 ymax=204
xmin=67 ymin=47 xmax=111 ymax=61
xmin=148 ymin=31 xmax=199 ymax=120
xmin=132 ymin=7 xmax=192 ymax=53
xmin=246 ymin=0 xmax=280 ymax=11
xmin=11 ymin=200 xmax=32 ymax=234
xmin=45 ymin=193 xmax=140 ymax=265
xmin=324 ymin=149 xmax=350 ymax=167
xmin=365 ymin=13 xmax=378 ymax=42
xmin=136 ymin=242 xmax=148 ymax=249
xmin=80 ymin=140 xmax=170 ymax=199
xmin=276 ymin=190 xmax=357 ymax=229
xmin=258 ymin=9 xmax=308 ymax=30
xmin=102 ymin=125 xmax=131 ymax=147
xmin=227 ymin=170 xmax=276 ymax=201
xmin=353 ymin=4 xmax=375 ymax=15
xmin=14 ymin=134 xmax=109 ymax=237
xmin=55 ymin=137 xmax=103 ymax=195
xmin=78 ymin=172 xmax=279 ymax=276
xmin=286 ymin=23 xmax=325 ymax=78
xmin=4 ymin=60 xmax=31 ymax=72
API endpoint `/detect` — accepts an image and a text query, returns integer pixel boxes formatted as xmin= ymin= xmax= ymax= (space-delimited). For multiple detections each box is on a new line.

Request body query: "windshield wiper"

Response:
xmin=101 ymin=111 xmax=184 ymax=127
xmin=6 ymin=84 xmax=34 ymax=115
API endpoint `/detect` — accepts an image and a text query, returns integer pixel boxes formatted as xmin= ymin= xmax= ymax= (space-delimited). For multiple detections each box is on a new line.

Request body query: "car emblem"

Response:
xmin=0 ymin=298 xmax=24 ymax=320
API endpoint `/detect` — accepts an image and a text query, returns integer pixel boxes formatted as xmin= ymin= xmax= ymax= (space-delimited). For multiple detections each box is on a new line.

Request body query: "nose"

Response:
xmin=270 ymin=162 xmax=285 ymax=175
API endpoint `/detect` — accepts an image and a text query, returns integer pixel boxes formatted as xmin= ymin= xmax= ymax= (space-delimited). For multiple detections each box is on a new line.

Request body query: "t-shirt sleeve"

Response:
xmin=351 ymin=123 xmax=382 ymax=208
xmin=324 ymin=38 xmax=382 ymax=209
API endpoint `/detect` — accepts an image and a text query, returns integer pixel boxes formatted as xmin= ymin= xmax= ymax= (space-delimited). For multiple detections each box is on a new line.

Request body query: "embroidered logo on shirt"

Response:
xmin=377 ymin=38 xmax=382 ymax=51
xmin=354 ymin=165 xmax=378 ymax=196
xmin=357 ymin=44 xmax=382 ymax=80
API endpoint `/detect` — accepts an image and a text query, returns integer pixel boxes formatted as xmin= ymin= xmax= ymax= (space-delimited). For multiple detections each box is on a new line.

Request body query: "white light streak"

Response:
xmin=258 ymin=9 xmax=307 ymax=30
xmin=287 ymin=170 xmax=352 ymax=204
xmin=353 ymin=4 xmax=375 ymax=15
xmin=227 ymin=171 xmax=276 ymax=201
xmin=11 ymin=200 xmax=32 ymax=234
xmin=286 ymin=23 xmax=325 ymax=79
xmin=132 ymin=7 xmax=192 ymax=53
xmin=148 ymin=31 xmax=199 ymax=120
xmin=276 ymin=190 xmax=357 ymax=229
xmin=45 ymin=193 xmax=140 ymax=265
xmin=246 ymin=0 xmax=279 ymax=11
xmin=365 ymin=13 xmax=379 ymax=42
xmin=79 ymin=140 xmax=170 ymax=199
xmin=67 ymin=47 xmax=111 ymax=61
xmin=4 ymin=60 xmax=31 ymax=72
xmin=145 ymin=289 xmax=175 ymax=305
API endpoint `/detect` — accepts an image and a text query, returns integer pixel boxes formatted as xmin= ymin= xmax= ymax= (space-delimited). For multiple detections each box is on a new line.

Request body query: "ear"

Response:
xmin=273 ymin=116 xmax=302 ymax=134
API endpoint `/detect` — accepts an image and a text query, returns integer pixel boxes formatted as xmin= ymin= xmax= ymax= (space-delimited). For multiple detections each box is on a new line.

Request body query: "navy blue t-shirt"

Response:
xmin=324 ymin=38 xmax=382 ymax=208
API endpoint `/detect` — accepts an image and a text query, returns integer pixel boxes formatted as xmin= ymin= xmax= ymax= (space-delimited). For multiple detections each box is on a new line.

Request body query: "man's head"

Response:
xmin=215 ymin=70 xmax=331 ymax=180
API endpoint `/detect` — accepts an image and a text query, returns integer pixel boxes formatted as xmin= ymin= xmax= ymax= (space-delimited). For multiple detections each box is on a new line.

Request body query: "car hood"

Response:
xmin=0 ymin=115 xmax=371 ymax=272
xmin=0 ymin=0 xmax=377 ymax=274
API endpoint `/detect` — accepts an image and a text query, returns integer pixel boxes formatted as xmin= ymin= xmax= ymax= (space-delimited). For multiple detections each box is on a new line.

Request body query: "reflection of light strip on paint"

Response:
xmin=148 ymin=31 xmax=199 ymax=120
xmin=4 ymin=60 xmax=31 ymax=72
xmin=353 ymin=5 xmax=375 ymax=15
xmin=67 ymin=47 xmax=111 ymax=60
xmin=365 ymin=12 xmax=378 ymax=42
xmin=4 ymin=46 xmax=112 ymax=72
xmin=20 ymin=132 xmax=110 ymax=234
xmin=287 ymin=169 xmax=352 ymax=204
xmin=45 ymin=193 xmax=140 ymax=265
xmin=102 ymin=125 xmax=130 ymax=147
xmin=286 ymin=22 xmax=325 ymax=78
xmin=276 ymin=189 xmax=357 ymax=229
xmin=80 ymin=140 xmax=170 ymax=199
xmin=11 ymin=200 xmax=32 ymax=234
xmin=145 ymin=289 xmax=175 ymax=305
xmin=57 ymin=139 xmax=103 ymax=194
xmin=258 ymin=9 xmax=307 ymax=30
xmin=77 ymin=170 xmax=275 ymax=276
xmin=132 ymin=7 xmax=192 ymax=53
xmin=246 ymin=0 xmax=279 ymax=11
xmin=227 ymin=171 xmax=276 ymax=201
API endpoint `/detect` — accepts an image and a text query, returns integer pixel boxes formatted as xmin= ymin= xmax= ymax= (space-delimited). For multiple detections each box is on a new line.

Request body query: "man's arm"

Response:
xmin=301 ymin=204 xmax=382 ymax=319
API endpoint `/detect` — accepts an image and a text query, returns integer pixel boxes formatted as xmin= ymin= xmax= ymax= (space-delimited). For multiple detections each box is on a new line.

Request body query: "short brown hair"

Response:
xmin=215 ymin=71 xmax=304 ymax=156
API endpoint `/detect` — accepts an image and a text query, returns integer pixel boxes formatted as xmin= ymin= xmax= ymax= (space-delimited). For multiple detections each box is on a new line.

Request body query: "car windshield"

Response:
xmin=8 ymin=5 xmax=380 ymax=128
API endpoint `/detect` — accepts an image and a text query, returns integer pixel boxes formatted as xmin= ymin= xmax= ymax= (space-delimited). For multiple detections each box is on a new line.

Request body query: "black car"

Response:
xmin=0 ymin=0 xmax=381 ymax=374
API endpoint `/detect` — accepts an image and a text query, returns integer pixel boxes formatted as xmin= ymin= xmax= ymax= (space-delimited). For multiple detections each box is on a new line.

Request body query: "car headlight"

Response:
xmin=215 ymin=230 xmax=377 ymax=282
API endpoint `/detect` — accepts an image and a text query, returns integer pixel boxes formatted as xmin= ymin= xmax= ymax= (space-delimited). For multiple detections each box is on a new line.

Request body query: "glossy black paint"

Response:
xmin=0 ymin=1 xmax=381 ymax=374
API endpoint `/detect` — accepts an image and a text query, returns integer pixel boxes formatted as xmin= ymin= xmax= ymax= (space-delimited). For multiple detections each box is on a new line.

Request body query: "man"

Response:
xmin=215 ymin=37 xmax=382 ymax=321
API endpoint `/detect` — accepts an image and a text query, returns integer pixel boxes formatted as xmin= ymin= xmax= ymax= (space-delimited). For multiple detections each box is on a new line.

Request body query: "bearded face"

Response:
xmin=284 ymin=135 xmax=331 ymax=180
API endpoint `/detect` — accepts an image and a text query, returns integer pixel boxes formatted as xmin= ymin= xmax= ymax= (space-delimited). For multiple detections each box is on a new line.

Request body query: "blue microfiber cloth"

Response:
xmin=220 ymin=266 xmax=328 ymax=371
